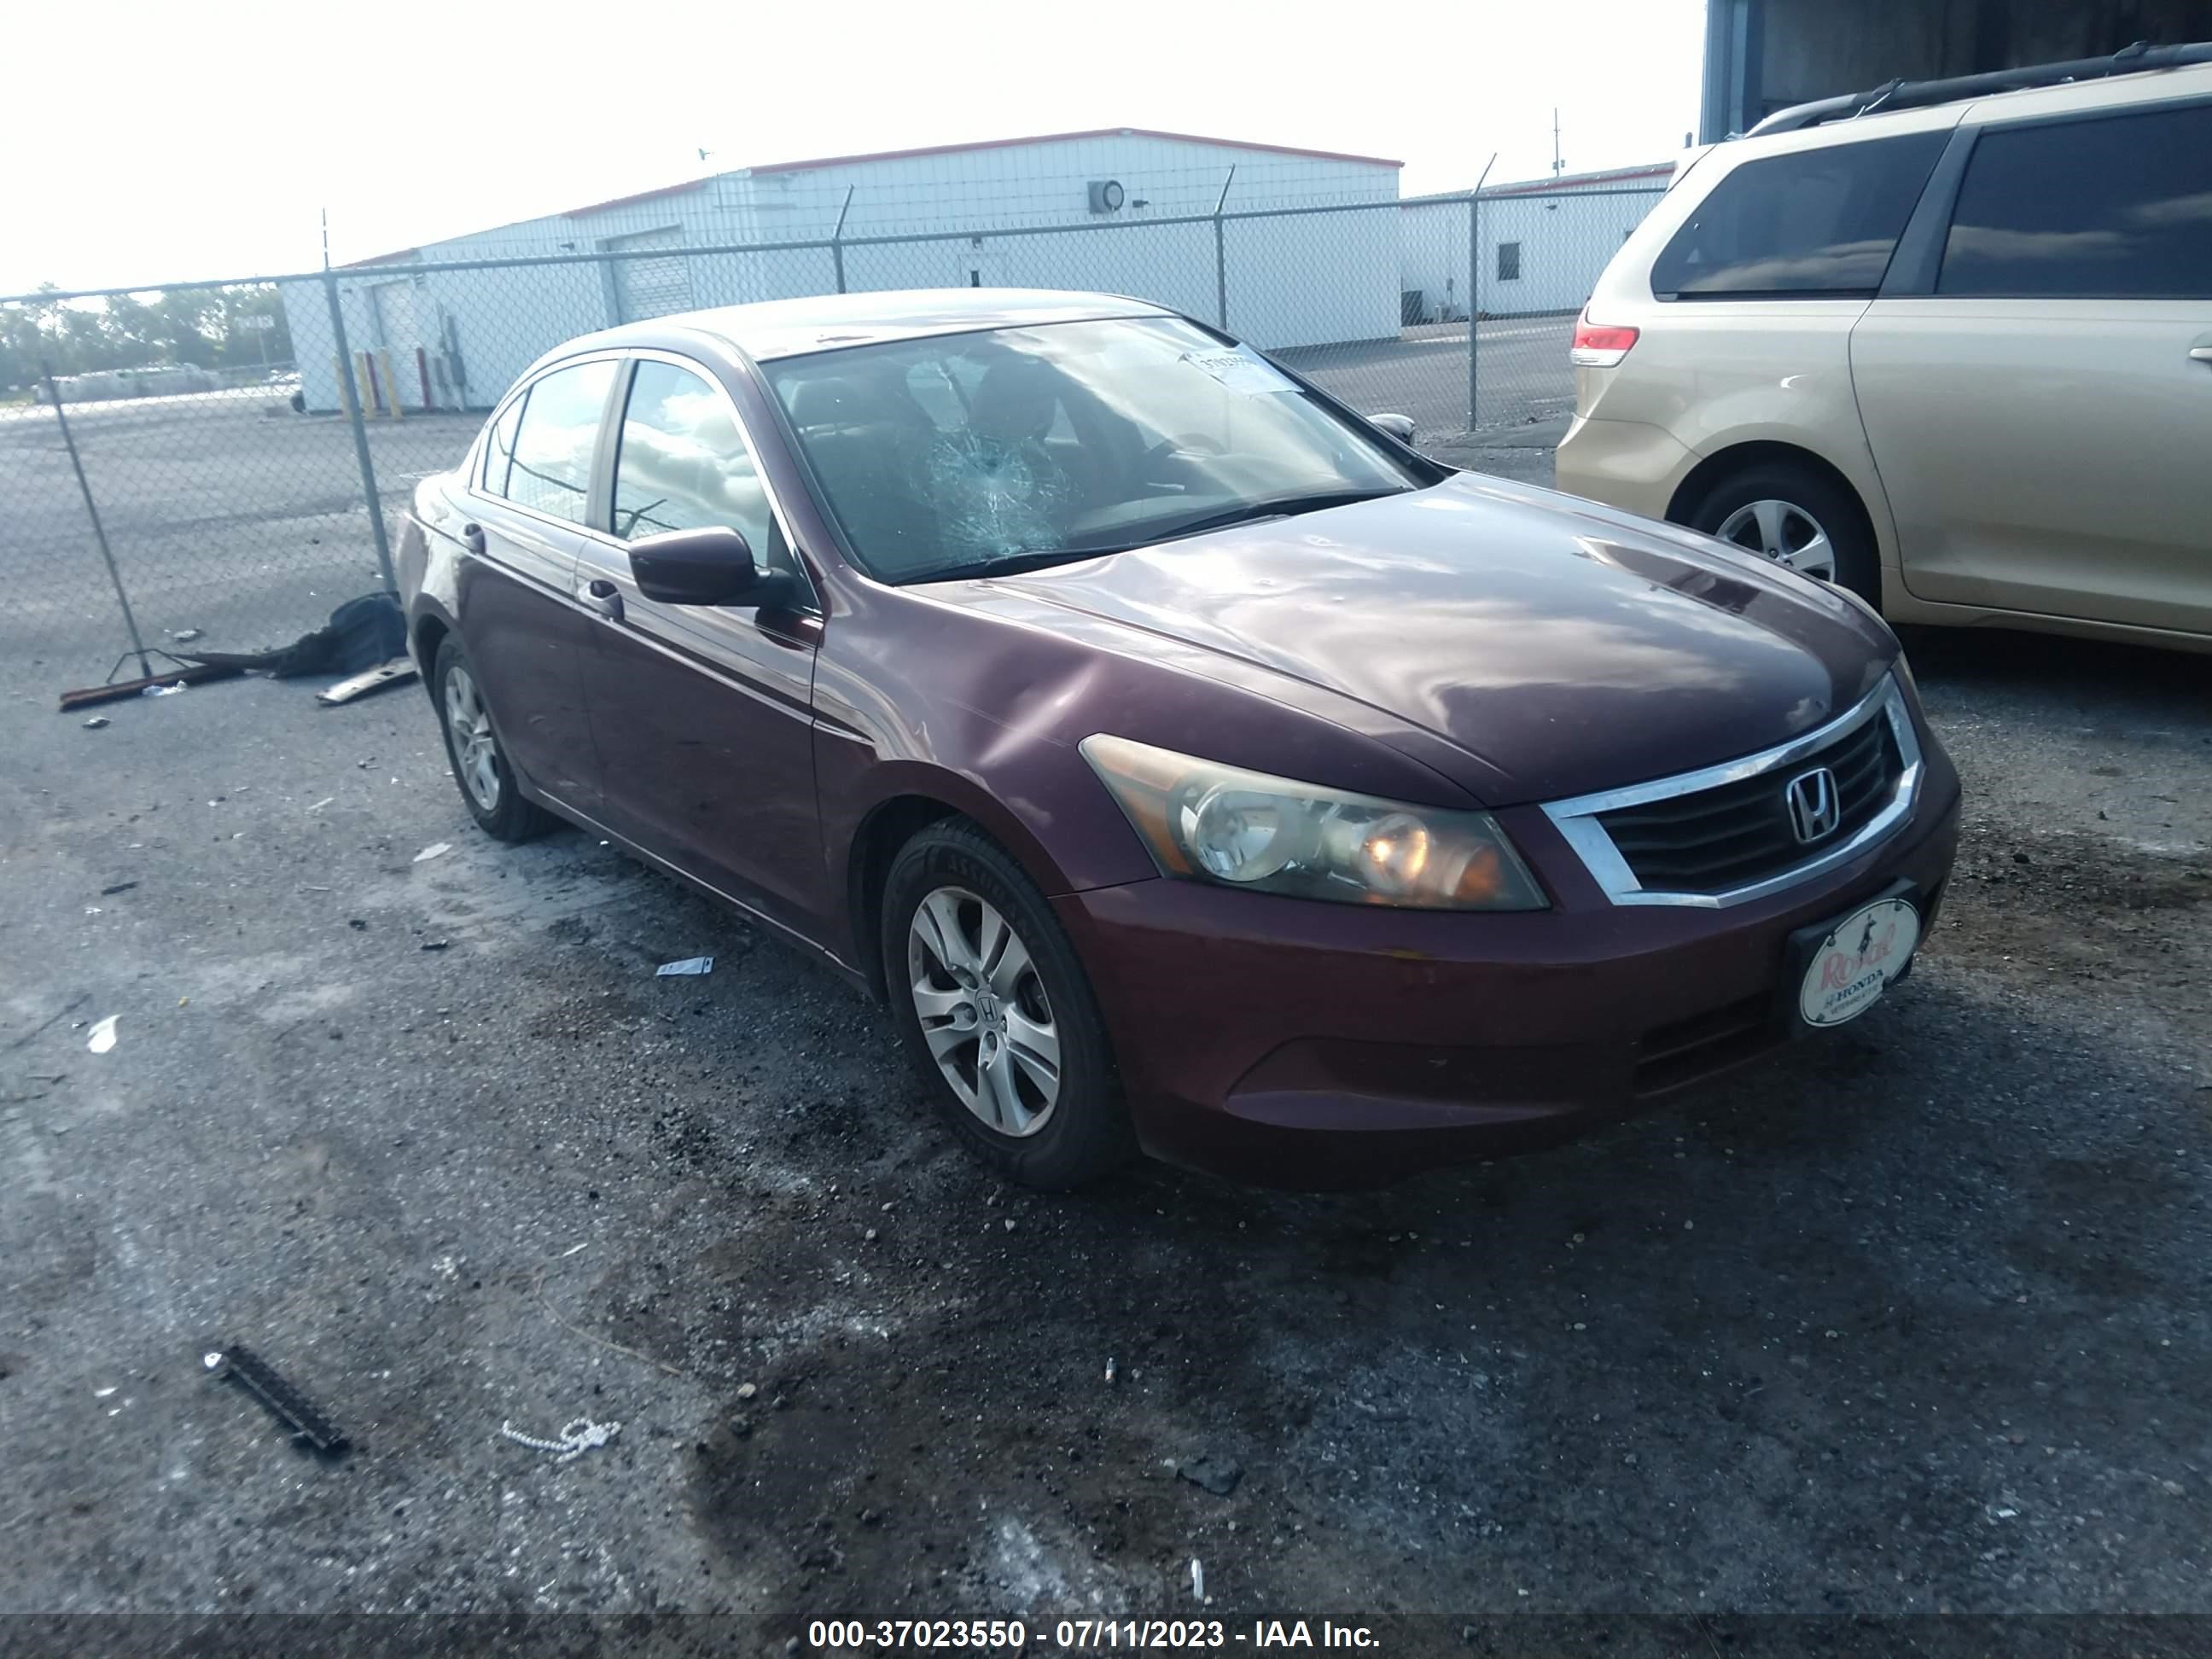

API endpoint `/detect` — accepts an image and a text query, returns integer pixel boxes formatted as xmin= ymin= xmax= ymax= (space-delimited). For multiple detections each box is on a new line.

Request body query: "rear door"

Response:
xmin=458 ymin=357 xmax=620 ymax=812
xmin=574 ymin=354 xmax=829 ymax=936
xmin=1850 ymin=97 xmax=2212 ymax=634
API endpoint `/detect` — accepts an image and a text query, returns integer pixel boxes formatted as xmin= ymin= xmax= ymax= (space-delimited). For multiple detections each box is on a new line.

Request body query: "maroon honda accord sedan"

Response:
xmin=399 ymin=288 xmax=1960 ymax=1189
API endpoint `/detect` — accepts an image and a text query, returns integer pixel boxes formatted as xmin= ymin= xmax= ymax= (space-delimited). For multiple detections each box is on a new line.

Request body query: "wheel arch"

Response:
xmin=847 ymin=795 xmax=965 ymax=1000
xmin=412 ymin=606 xmax=455 ymax=713
xmin=1664 ymin=440 xmax=1886 ymax=607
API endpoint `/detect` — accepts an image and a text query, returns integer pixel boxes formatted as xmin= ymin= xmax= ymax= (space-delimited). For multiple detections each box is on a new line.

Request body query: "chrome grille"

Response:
xmin=1597 ymin=714 xmax=1901 ymax=894
xmin=1541 ymin=675 xmax=1924 ymax=909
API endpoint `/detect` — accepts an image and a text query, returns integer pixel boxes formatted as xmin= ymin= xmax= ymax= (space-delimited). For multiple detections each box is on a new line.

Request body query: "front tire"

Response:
xmin=1686 ymin=460 xmax=1880 ymax=606
xmin=882 ymin=821 xmax=1132 ymax=1189
xmin=433 ymin=633 xmax=555 ymax=843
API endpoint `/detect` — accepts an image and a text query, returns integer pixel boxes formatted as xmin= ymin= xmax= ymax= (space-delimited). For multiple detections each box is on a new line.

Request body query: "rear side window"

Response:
xmin=1650 ymin=132 xmax=1946 ymax=300
xmin=1939 ymin=104 xmax=2212 ymax=299
xmin=503 ymin=359 xmax=615 ymax=523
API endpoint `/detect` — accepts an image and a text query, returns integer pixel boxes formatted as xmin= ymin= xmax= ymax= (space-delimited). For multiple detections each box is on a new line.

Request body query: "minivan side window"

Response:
xmin=1938 ymin=104 xmax=2212 ymax=300
xmin=503 ymin=359 xmax=615 ymax=524
xmin=1650 ymin=131 xmax=1947 ymax=300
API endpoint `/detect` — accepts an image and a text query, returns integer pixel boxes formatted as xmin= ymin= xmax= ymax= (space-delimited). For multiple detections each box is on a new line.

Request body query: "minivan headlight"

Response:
xmin=1080 ymin=735 xmax=1545 ymax=911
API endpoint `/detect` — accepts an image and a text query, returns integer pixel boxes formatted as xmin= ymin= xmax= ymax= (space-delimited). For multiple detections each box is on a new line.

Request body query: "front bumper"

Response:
xmin=1052 ymin=745 xmax=1961 ymax=1188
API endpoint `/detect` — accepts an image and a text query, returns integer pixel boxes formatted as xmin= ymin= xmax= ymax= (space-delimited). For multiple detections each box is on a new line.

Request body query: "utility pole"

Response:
xmin=1551 ymin=108 xmax=1564 ymax=177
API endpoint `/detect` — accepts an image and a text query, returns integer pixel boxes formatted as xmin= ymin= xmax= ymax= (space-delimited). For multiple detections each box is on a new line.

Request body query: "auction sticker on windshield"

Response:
xmin=1182 ymin=347 xmax=1298 ymax=396
xmin=1798 ymin=897 xmax=1919 ymax=1027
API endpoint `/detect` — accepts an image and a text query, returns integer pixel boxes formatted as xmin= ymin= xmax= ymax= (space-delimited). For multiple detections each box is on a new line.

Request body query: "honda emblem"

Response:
xmin=1784 ymin=766 xmax=1841 ymax=844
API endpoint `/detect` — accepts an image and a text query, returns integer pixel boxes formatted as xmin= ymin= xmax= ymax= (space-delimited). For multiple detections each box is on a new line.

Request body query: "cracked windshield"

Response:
xmin=764 ymin=315 xmax=1418 ymax=582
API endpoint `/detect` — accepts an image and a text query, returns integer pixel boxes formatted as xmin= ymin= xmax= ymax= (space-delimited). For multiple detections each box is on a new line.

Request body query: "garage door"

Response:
xmin=608 ymin=227 xmax=694 ymax=323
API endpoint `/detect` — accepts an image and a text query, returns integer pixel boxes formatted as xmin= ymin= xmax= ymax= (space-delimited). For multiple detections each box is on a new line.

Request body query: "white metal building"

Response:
xmin=1399 ymin=163 xmax=1675 ymax=323
xmin=282 ymin=129 xmax=1404 ymax=414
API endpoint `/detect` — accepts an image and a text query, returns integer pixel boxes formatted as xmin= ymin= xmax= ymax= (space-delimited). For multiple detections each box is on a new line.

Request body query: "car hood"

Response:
xmin=952 ymin=474 xmax=1895 ymax=805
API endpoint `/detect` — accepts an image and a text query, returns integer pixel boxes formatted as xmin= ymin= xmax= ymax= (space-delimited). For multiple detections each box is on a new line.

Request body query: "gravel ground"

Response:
xmin=3 ymin=462 xmax=2208 ymax=1641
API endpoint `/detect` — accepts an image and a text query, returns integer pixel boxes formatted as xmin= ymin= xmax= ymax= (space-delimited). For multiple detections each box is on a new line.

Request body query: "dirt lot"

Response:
xmin=3 ymin=459 xmax=2209 ymax=1645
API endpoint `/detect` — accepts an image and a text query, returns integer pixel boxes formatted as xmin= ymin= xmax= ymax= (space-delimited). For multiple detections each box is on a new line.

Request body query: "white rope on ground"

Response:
xmin=499 ymin=1416 xmax=621 ymax=1464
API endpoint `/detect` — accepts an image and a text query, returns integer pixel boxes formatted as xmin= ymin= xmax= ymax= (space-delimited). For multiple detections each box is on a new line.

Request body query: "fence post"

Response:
xmin=1465 ymin=153 xmax=1496 ymax=436
xmin=322 ymin=267 xmax=398 ymax=594
xmin=43 ymin=364 xmax=153 ymax=679
xmin=831 ymin=185 xmax=854 ymax=294
xmin=1211 ymin=167 xmax=1237 ymax=331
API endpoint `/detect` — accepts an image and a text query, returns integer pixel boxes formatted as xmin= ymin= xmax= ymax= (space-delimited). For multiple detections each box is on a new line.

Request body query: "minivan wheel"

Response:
xmin=881 ymin=821 xmax=1132 ymax=1190
xmin=1687 ymin=462 xmax=1879 ymax=606
xmin=433 ymin=633 xmax=555 ymax=843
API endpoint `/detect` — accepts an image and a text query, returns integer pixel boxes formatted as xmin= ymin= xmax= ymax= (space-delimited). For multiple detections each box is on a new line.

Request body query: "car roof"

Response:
xmin=561 ymin=288 xmax=1178 ymax=365
xmin=1738 ymin=55 xmax=2212 ymax=154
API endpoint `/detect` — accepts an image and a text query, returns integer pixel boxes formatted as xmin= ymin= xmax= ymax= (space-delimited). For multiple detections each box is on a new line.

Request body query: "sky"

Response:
xmin=2 ymin=0 xmax=1705 ymax=296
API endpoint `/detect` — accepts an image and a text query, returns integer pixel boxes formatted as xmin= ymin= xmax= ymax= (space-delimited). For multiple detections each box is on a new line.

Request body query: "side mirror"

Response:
xmin=627 ymin=526 xmax=790 ymax=608
xmin=1367 ymin=412 xmax=1417 ymax=444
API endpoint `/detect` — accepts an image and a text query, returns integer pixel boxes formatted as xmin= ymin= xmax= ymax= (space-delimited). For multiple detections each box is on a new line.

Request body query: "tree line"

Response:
xmin=1 ymin=284 xmax=294 ymax=390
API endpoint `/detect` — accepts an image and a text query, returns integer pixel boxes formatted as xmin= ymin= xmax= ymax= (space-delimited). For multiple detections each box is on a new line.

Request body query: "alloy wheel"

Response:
xmin=906 ymin=885 xmax=1062 ymax=1137
xmin=443 ymin=666 xmax=501 ymax=812
xmin=1716 ymin=498 xmax=1837 ymax=581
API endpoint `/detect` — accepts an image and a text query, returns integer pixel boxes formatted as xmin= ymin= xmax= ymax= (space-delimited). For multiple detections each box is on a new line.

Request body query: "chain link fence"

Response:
xmin=2 ymin=178 xmax=1662 ymax=688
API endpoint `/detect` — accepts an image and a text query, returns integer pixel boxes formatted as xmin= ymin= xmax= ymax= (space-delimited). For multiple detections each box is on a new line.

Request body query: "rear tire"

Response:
xmin=433 ymin=633 xmax=555 ymax=843
xmin=1685 ymin=460 xmax=1880 ymax=607
xmin=882 ymin=821 xmax=1132 ymax=1190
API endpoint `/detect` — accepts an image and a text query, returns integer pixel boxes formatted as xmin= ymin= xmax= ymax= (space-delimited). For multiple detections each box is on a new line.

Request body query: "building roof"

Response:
xmin=556 ymin=129 xmax=1400 ymax=222
xmin=1397 ymin=161 xmax=1677 ymax=207
xmin=744 ymin=127 xmax=1403 ymax=174
xmin=1483 ymin=162 xmax=1677 ymax=196
xmin=341 ymin=127 xmax=1405 ymax=267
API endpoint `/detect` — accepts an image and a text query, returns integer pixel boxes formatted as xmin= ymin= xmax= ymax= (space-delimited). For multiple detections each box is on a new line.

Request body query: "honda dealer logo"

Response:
xmin=1784 ymin=766 xmax=1841 ymax=843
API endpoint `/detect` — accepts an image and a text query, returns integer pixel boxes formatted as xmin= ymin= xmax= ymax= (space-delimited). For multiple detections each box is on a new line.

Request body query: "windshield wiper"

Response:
xmin=903 ymin=487 xmax=1412 ymax=585
xmin=912 ymin=547 xmax=1104 ymax=582
xmin=1126 ymin=486 xmax=1409 ymax=547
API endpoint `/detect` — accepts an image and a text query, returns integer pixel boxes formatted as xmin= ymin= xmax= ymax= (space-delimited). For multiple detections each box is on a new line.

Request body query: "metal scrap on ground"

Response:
xmin=317 ymin=657 xmax=418 ymax=707
xmin=203 ymin=1345 xmax=349 ymax=1454
xmin=655 ymin=957 xmax=714 ymax=977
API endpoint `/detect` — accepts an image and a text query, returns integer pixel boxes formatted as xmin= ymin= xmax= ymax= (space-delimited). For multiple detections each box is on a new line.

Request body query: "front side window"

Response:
xmin=1650 ymin=131 xmax=1947 ymax=299
xmin=764 ymin=315 xmax=1429 ymax=585
xmin=610 ymin=360 xmax=777 ymax=567
xmin=504 ymin=359 xmax=614 ymax=524
xmin=1939 ymin=104 xmax=2212 ymax=299
xmin=481 ymin=398 xmax=523 ymax=496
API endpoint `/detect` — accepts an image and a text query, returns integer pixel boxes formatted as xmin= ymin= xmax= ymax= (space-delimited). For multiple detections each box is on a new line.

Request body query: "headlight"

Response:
xmin=1080 ymin=735 xmax=1545 ymax=911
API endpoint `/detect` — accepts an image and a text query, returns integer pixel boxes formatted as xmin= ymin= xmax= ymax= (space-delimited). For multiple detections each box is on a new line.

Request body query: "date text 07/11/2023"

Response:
xmin=1060 ymin=1623 xmax=1378 ymax=1650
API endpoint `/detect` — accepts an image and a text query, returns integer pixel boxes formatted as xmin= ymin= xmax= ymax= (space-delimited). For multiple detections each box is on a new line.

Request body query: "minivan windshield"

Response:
xmin=762 ymin=315 xmax=1429 ymax=584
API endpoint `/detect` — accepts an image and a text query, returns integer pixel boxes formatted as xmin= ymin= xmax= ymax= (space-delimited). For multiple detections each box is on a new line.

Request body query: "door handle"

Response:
xmin=2191 ymin=346 xmax=2212 ymax=364
xmin=462 ymin=522 xmax=486 ymax=555
xmin=582 ymin=578 xmax=624 ymax=622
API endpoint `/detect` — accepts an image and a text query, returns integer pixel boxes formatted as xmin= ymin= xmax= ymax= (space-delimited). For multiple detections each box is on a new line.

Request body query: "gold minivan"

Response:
xmin=1555 ymin=45 xmax=2212 ymax=653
